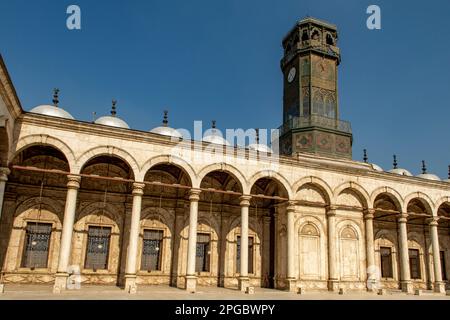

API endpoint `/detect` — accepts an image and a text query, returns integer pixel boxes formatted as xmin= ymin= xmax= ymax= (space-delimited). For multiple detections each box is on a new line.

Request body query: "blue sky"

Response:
xmin=0 ymin=0 xmax=449 ymax=178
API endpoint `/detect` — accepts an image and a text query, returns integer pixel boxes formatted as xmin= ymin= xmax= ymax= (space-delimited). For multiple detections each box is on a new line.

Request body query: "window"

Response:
xmin=85 ymin=226 xmax=111 ymax=270
xmin=409 ymin=249 xmax=421 ymax=279
xmin=441 ymin=251 xmax=447 ymax=281
xmin=380 ymin=247 xmax=393 ymax=278
xmin=141 ymin=229 xmax=163 ymax=271
xmin=236 ymin=236 xmax=254 ymax=274
xmin=22 ymin=223 xmax=52 ymax=268
xmin=195 ymin=233 xmax=211 ymax=273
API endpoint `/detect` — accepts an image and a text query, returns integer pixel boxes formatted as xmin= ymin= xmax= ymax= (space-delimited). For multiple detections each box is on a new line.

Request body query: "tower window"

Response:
xmin=22 ymin=223 xmax=52 ymax=269
xmin=326 ymin=34 xmax=334 ymax=45
xmin=141 ymin=229 xmax=163 ymax=271
xmin=85 ymin=226 xmax=111 ymax=270
xmin=302 ymin=30 xmax=309 ymax=42
xmin=311 ymin=30 xmax=320 ymax=40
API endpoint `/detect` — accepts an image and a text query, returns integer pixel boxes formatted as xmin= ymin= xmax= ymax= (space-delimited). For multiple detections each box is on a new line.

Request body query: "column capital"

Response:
xmin=326 ymin=205 xmax=337 ymax=217
xmin=0 ymin=167 xmax=10 ymax=181
xmin=397 ymin=212 xmax=408 ymax=223
xmin=363 ymin=208 xmax=375 ymax=220
xmin=66 ymin=175 xmax=81 ymax=189
xmin=286 ymin=200 xmax=296 ymax=213
xmin=239 ymin=195 xmax=252 ymax=207
xmin=427 ymin=216 xmax=440 ymax=226
xmin=132 ymin=182 xmax=145 ymax=196
xmin=189 ymin=188 xmax=201 ymax=201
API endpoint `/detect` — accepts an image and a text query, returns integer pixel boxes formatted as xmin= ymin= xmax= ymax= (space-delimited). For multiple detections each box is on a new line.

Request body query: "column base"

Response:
xmin=434 ymin=282 xmax=446 ymax=294
xmin=285 ymin=278 xmax=297 ymax=292
xmin=124 ymin=275 xmax=138 ymax=294
xmin=238 ymin=277 xmax=250 ymax=292
xmin=185 ymin=275 xmax=197 ymax=293
xmin=328 ymin=280 xmax=340 ymax=292
xmin=53 ymin=273 xmax=69 ymax=293
xmin=400 ymin=281 xmax=414 ymax=294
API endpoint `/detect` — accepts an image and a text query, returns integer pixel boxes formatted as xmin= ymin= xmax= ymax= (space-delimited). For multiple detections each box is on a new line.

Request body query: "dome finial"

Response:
xmin=363 ymin=149 xmax=368 ymax=163
xmin=52 ymin=88 xmax=60 ymax=107
xmin=212 ymin=120 xmax=216 ymax=129
xmin=256 ymin=128 xmax=260 ymax=144
xmin=163 ymin=110 xmax=169 ymax=127
xmin=393 ymin=155 xmax=398 ymax=169
xmin=422 ymin=160 xmax=427 ymax=174
xmin=111 ymin=100 xmax=117 ymax=117
xmin=448 ymin=165 xmax=450 ymax=180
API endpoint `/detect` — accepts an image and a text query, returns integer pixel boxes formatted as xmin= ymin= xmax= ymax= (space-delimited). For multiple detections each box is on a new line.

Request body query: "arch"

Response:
xmin=14 ymin=196 xmax=65 ymax=220
xmin=138 ymin=155 xmax=195 ymax=185
xmin=12 ymin=134 xmax=76 ymax=171
xmin=248 ymin=170 xmax=292 ymax=198
xmin=292 ymin=176 xmax=332 ymax=204
xmin=75 ymin=201 xmax=124 ymax=226
xmin=435 ymin=196 xmax=450 ymax=214
xmin=197 ymin=163 xmax=246 ymax=192
xmin=333 ymin=182 xmax=370 ymax=209
xmin=300 ymin=223 xmax=320 ymax=236
xmin=75 ymin=145 xmax=139 ymax=179
xmin=336 ymin=220 xmax=363 ymax=240
xmin=370 ymin=187 xmax=404 ymax=212
xmin=404 ymin=192 xmax=434 ymax=215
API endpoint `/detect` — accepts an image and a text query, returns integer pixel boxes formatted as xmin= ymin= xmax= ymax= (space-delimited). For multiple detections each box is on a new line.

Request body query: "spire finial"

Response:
xmin=393 ymin=155 xmax=398 ymax=169
xmin=111 ymin=100 xmax=117 ymax=116
xmin=363 ymin=149 xmax=368 ymax=163
xmin=212 ymin=120 xmax=216 ymax=129
xmin=448 ymin=165 xmax=450 ymax=180
xmin=422 ymin=160 xmax=427 ymax=174
xmin=52 ymin=88 xmax=60 ymax=107
xmin=256 ymin=128 xmax=260 ymax=144
xmin=163 ymin=110 xmax=169 ymax=127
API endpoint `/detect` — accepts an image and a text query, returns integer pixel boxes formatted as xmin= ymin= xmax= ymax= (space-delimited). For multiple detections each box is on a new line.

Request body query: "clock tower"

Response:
xmin=279 ymin=17 xmax=353 ymax=159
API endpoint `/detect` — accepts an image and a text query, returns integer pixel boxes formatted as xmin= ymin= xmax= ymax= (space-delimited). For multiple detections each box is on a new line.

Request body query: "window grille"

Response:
xmin=22 ymin=223 xmax=52 ymax=268
xmin=195 ymin=233 xmax=210 ymax=273
xmin=141 ymin=229 xmax=163 ymax=271
xmin=408 ymin=249 xmax=421 ymax=279
xmin=380 ymin=246 xmax=393 ymax=278
xmin=440 ymin=251 xmax=447 ymax=281
xmin=236 ymin=236 xmax=254 ymax=274
xmin=85 ymin=226 xmax=111 ymax=270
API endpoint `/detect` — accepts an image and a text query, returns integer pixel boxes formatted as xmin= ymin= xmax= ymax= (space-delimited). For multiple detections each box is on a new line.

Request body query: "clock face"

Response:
xmin=287 ymin=67 xmax=296 ymax=83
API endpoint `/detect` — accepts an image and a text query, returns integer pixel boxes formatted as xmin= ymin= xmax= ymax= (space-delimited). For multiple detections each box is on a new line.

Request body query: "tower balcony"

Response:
xmin=278 ymin=115 xmax=352 ymax=137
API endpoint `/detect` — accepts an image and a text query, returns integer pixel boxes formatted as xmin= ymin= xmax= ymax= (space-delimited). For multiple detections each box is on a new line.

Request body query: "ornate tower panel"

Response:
xmin=279 ymin=17 xmax=353 ymax=159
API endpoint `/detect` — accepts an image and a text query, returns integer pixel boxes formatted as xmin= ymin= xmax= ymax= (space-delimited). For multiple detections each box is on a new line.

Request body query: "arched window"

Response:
xmin=299 ymin=224 xmax=320 ymax=278
xmin=302 ymin=30 xmax=309 ymax=42
xmin=340 ymin=226 xmax=359 ymax=279
xmin=326 ymin=33 xmax=334 ymax=45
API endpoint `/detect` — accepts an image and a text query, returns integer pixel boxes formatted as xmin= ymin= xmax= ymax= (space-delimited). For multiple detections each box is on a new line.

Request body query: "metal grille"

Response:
xmin=408 ymin=249 xmax=421 ymax=279
xmin=195 ymin=233 xmax=210 ymax=273
xmin=380 ymin=247 xmax=393 ymax=278
xmin=141 ymin=229 xmax=163 ymax=271
xmin=441 ymin=251 xmax=447 ymax=281
xmin=85 ymin=226 xmax=111 ymax=270
xmin=236 ymin=236 xmax=254 ymax=274
xmin=22 ymin=223 xmax=52 ymax=268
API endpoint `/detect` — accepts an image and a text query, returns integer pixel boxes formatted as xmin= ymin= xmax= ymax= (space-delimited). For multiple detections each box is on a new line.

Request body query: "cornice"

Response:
xmin=0 ymin=55 xmax=22 ymax=119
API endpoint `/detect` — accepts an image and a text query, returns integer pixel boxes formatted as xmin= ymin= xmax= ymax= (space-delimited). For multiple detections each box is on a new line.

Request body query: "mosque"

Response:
xmin=0 ymin=17 xmax=449 ymax=295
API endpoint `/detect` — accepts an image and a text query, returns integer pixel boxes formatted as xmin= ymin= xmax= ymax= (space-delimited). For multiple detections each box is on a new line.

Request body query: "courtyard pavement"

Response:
xmin=0 ymin=284 xmax=449 ymax=300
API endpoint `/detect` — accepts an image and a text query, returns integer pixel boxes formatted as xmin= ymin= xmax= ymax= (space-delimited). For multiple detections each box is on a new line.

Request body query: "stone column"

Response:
xmin=398 ymin=213 xmax=413 ymax=293
xmin=53 ymin=175 xmax=81 ymax=293
xmin=124 ymin=183 xmax=145 ymax=294
xmin=429 ymin=217 xmax=445 ymax=293
xmin=364 ymin=208 xmax=376 ymax=291
xmin=238 ymin=195 xmax=251 ymax=291
xmin=286 ymin=201 xmax=297 ymax=292
xmin=185 ymin=188 xmax=201 ymax=293
xmin=0 ymin=167 xmax=10 ymax=219
xmin=327 ymin=206 xmax=339 ymax=292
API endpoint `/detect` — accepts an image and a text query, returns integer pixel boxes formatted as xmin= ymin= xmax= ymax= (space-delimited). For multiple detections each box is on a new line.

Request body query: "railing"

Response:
xmin=278 ymin=115 xmax=352 ymax=136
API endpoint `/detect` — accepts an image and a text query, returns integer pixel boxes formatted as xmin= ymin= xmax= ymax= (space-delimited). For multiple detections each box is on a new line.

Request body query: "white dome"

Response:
xmin=416 ymin=173 xmax=441 ymax=181
xmin=95 ymin=116 xmax=130 ymax=129
xmin=388 ymin=168 xmax=413 ymax=176
xmin=371 ymin=164 xmax=383 ymax=172
xmin=203 ymin=129 xmax=230 ymax=146
xmin=151 ymin=126 xmax=182 ymax=138
xmin=248 ymin=143 xmax=273 ymax=153
xmin=30 ymin=105 xmax=74 ymax=120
